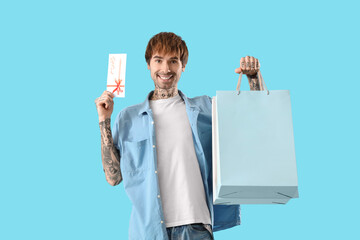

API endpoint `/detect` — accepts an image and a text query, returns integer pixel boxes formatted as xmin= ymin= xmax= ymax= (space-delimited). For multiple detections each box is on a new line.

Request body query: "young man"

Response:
xmin=95 ymin=32 xmax=262 ymax=240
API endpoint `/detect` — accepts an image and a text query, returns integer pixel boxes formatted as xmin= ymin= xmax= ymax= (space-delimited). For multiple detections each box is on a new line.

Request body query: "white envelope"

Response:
xmin=107 ymin=54 xmax=126 ymax=97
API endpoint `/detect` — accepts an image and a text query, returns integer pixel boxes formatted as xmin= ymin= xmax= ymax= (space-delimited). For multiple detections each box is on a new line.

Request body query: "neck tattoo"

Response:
xmin=151 ymin=87 xmax=178 ymax=100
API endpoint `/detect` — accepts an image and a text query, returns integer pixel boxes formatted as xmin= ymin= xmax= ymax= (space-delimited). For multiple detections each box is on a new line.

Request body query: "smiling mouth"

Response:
xmin=157 ymin=74 xmax=173 ymax=80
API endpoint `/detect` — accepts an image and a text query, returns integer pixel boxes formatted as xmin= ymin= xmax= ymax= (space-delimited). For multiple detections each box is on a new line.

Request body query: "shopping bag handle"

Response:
xmin=236 ymin=70 xmax=270 ymax=95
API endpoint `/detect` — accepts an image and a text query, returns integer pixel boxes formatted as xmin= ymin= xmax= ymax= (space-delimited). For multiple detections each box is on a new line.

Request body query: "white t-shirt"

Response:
xmin=149 ymin=94 xmax=211 ymax=228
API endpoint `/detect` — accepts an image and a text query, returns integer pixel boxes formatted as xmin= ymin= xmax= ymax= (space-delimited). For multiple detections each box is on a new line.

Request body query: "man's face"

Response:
xmin=147 ymin=52 xmax=186 ymax=90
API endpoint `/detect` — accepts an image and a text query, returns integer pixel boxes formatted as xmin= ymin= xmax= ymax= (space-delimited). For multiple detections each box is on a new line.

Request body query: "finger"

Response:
xmin=250 ymin=56 xmax=255 ymax=71
xmin=235 ymin=67 xmax=242 ymax=73
xmin=256 ymin=58 xmax=260 ymax=71
xmin=103 ymin=90 xmax=109 ymax=97
xmin=95 ymin=99 xmax=107 ymax=109
xmin=102 ymin=94 xmax=114 ymax=103
xmin=95 ymin=97 xmax=104 ymax=107
xmin=245 ymin=56 xmax=250 ymax=71
xmin=104 ymin=91 xmax=115 ymax=98
xmin=105 ymin=99 xmax=112 ymax=109
xmin=105 ymin=98 xmax=114 ymax=109
xmin=103 ymin=99 xmax=112 ymax=109
xmin=97 ymin=96 xmax=113 ymax=109
xmin=108 ymin=91 xmax=115 ymax=98
xmin=240 ymin=57 xmax=245 ymax=72
xmin=102 ymin=90 xmax=113 ymax=99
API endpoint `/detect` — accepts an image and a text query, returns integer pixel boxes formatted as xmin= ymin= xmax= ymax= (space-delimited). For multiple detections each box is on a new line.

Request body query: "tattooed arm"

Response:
xmin=247 ymin=73 xmax=264 ymax=91
xmin=99 ymin=118 xmax=122 ymax=186
xmin=95 ymin=91 xmax=122 ymax=186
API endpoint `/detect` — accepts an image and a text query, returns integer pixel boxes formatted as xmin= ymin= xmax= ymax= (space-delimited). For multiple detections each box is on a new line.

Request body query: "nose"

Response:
xmin=161 ymin=62 xmax=170 ymax=73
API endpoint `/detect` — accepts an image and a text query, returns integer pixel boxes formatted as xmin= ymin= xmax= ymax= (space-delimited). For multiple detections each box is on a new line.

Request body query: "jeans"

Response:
xmin=166 ymin=223 xmax=214 ymax=240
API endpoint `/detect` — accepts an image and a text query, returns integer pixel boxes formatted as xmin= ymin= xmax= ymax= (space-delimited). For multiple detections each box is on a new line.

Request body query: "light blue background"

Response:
xmin=1 ymin=0 xmax=359 ymax=239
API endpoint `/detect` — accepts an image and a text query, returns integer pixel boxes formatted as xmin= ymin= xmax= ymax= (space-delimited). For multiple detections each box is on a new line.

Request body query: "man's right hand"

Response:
xmin=95 ymin=91 xmax=115 ymax=122
xmin=96 ymin=91 xmax=122 ymax=186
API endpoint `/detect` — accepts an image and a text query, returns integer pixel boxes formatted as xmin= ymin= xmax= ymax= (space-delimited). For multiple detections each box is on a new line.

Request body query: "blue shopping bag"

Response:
xmin=212 ymin=71 xmax=299 ymax=204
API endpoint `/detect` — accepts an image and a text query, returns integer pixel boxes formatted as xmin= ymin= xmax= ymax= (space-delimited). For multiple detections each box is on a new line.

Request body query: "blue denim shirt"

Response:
xmin=112 ymin=90 xmax=241 ymax=240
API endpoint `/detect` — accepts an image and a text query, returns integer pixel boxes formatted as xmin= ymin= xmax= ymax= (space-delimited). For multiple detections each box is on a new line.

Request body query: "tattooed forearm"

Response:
xmin=99 ymin=118 xmax=122 ymax=186
xmin=247 ymin=73 xmax=264 ymax=91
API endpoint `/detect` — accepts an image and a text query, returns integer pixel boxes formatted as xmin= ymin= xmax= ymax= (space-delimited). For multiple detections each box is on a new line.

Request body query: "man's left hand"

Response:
xmin=235 ymin=56 xmax=260 ymax=77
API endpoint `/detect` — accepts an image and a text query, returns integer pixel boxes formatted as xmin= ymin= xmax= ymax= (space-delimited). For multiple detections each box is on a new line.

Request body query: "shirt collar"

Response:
xmin=138 ymin=90 xmax=200 ymax=116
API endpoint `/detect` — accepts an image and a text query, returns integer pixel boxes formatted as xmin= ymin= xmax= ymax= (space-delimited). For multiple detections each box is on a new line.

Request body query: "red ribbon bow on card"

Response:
xmin=107 ymin=57 xmax=125 ymax=95
xmin=107 ymin=78 xmax=124 ymax=95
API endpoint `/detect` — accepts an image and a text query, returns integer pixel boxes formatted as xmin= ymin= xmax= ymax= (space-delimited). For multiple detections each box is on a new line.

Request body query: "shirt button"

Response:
xmin=153 ymin=145 xmax=155 ymax=148
xmin=155 ymin=170 xmax=158 ymax=174
xmin=157 ymin=195 xmax=160 ymax=198
xmin=161 ymin=221 xmax=164 ymax=224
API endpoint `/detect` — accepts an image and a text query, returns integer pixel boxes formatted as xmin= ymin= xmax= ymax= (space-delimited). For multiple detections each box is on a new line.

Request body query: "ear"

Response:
xmin=182 ymin=64 xmax=186 ymax=72
xmin=147 ymin=63 xmax=150 ymax=70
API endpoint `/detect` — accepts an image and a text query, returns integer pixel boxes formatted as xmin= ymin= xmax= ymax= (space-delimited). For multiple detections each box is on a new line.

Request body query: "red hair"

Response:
xmin=145 ymin=32 xmax=189 ymax=66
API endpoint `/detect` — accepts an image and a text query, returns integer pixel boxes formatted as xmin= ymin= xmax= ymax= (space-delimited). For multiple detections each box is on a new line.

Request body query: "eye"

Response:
xmin=171 ymin=60 xmax=178 ymax=64
xmin=155 ymin=59 xmax=161 ymax=63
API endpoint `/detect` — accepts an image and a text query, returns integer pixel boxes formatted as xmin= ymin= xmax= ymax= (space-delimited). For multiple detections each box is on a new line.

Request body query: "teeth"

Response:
xmin=159 ymin=75 xmax=172 ymax=80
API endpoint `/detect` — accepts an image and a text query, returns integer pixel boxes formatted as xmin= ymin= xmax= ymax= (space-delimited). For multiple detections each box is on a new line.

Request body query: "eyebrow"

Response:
xmin=153 ymin=55 xmax=179 ymax=60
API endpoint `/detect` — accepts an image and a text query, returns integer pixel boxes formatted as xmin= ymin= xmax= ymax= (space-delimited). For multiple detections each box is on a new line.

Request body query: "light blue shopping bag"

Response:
xmin=212 ymin=71 xmax=299 ymax=205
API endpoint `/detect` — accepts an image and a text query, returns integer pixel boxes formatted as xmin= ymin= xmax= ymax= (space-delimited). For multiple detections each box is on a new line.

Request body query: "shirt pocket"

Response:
xmin=122 ymin=138 xmax=150 ymax=173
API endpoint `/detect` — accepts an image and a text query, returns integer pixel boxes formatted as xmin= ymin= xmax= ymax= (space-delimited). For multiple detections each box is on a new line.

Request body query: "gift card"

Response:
xmin=107 ymin=54 xmax=126 ymax=97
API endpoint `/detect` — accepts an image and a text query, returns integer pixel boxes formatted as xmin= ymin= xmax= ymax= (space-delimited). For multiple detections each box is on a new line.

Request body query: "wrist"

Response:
xmin=246 ymin=72 xmax=258 ymax=78
xmin=99 ymin=117 xmax=110 ymax=123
